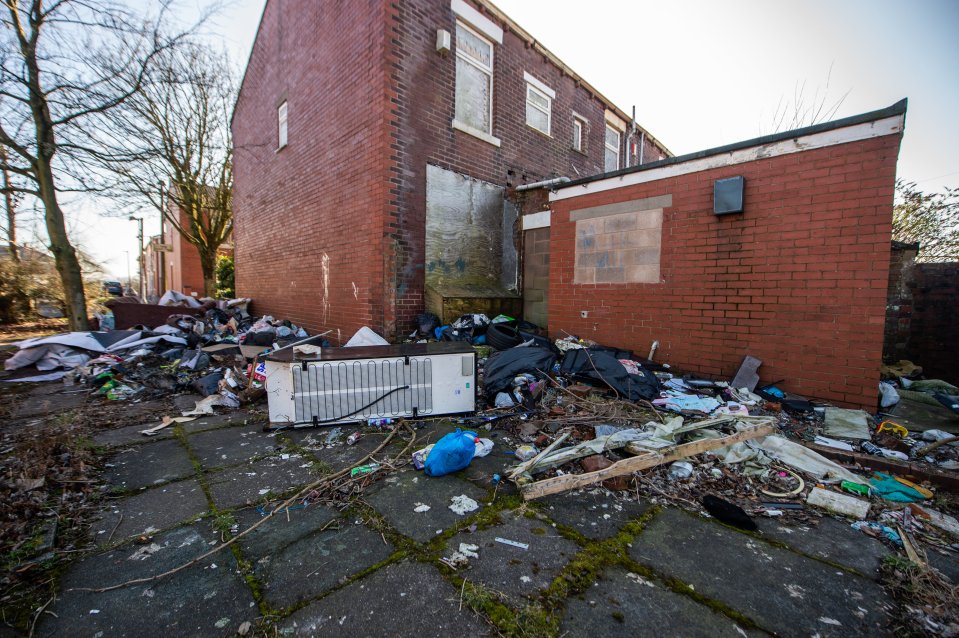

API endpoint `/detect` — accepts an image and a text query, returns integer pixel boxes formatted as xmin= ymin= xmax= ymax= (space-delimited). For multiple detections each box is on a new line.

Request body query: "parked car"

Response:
xmin=103 ymin=281 xmax=123 ymax=296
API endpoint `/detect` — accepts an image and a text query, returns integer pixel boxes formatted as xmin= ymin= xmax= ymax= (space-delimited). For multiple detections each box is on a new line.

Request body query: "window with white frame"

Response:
xmin=572 ymin=116 xmax=586 ymax=152
xmin=454 ymin=22 xmax=493 ymax=135
xmin=604 ymin=123 xmax=621 ymax=171
xmin=523 ymin=72 xmax=553 ymax=136
xmin=277 ymin=101 xmax=288 ymax=149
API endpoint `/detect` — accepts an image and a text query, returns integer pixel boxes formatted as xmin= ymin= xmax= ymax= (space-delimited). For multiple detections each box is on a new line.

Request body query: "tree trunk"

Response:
xmin=0 ymin=148 xmax=16 ymax=263
xmin=198 ymin=247 xmax=217 ymax=298
xmin=36 ymin=158 xmax=88 ymax=330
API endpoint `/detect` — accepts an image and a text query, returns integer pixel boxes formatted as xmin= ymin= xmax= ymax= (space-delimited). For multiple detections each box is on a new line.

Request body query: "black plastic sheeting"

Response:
xmin=483 ymin=346 xmax=557 ymax=397
xmin=559 ymin=349 xmax=660 ymax=401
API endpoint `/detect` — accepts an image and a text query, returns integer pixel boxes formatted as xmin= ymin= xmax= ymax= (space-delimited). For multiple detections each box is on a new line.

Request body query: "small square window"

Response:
xmin=525 ymin=84 xmax=551 ymax=135
xmin=604 ymin=123 xmax=621 ymax=172
xmin=572 ymin=117 xmax=586 ymax=152
xmin=277 ymin=101 xmax=288 ymax=149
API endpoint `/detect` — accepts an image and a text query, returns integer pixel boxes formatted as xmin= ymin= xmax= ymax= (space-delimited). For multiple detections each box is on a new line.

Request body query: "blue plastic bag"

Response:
xmin=424 ymin=429 xmax=478 ymax=477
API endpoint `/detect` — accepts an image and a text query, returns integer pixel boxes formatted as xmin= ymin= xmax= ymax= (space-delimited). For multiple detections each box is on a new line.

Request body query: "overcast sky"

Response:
xmin=31 ymin=0 xmax=959 ymax=279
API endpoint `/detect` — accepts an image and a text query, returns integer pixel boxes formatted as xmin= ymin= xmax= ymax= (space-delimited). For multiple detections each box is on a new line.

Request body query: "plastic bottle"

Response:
xmin=861 ymin=441 xmax=882 ymax=455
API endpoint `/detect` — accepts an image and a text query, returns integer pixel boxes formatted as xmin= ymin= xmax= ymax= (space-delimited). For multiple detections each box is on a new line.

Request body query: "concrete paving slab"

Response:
xmin=89 ymin=479 xmax=209 ymax=544
xmin=630 ymin=508 xmax=891 ymax=637
xmin=280 ymin=561 xmax=493 ymax=637
xmin=179 ymin=412 xmax=253 ymax=434
xmin=560 ymin=567 xmax=760 ymax=638
xmin=10 ymin=387 xmax=86 ymax=418
xmin=234 ymin=505 xmax=394 ymax=609
xmin=541 ymin=489 xmax=651 ymax=539
xmin=365 ymin=468 xmax=487 ymax=542
xmin=92 ymin=422 xmax=174 ymax=447
xmin=38 ymin=521 xmax=256 ymax=638
xmin=206 ymin=454 xmax=318 ymax=510
xmin=443 ymin=510 xmax=579 ymax=599
xmin=927 ymin=549 xmax=959 ymax=583
xmin=757 ymin=516 xmax=891 ymax=578
xmin=102 ymin=439 xmax=194 ymax=491
xmin=188 ymin=424 xmax=285 ymax=469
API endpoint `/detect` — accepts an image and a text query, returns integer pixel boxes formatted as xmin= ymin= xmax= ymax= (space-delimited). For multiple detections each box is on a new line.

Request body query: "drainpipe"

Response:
xmin=515 ymin=176 xmax=571 ymax=191
xmin=639 ymin=131 xmax=646 ymax=165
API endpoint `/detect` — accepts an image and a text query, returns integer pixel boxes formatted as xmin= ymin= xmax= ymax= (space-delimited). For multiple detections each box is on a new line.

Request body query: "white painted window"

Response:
xmin=604 ymin=123 xmax=621 ymax=172
xmin=572 ymin=116 xmax=586 ymax=152
xmin=523 ymin=72 xmax=554 ymax=136
xmin=454 ymin=22 xmax=493 ymax=136
xmin=277 ymin=101 xmax=288 ymax=149
xmin=526 ymin=85 xmax=551 ymax=135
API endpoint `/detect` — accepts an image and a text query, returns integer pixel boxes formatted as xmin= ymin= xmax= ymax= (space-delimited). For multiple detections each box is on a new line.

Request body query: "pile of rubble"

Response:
xmin=3 ymin=296 xmax=320 ymax=417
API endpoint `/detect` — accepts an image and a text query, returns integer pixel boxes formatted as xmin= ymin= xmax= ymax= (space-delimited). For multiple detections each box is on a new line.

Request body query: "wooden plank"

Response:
xmin=507 ymin=431 xmax=570 ymax=479
xmin=802 ymin=442 xmax=959 ymax=492
xmin=520 ymin=423 xmax=776 ymax=500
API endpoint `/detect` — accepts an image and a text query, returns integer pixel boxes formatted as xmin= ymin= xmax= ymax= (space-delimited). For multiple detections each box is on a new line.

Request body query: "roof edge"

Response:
xmin=555 ymin=98 xmax=908 ymax=191
xmin=477 ymin=0 xmax=673 ymax=157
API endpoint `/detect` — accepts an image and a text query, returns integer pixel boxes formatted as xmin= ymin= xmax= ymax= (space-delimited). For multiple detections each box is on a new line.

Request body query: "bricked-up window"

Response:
xmin=572 ymin=117 xmax=586 ymax=152
xmin=454 ymin=22 xmax=493 ymax=136
xmin=277 ymin=101 xmax=288 ymax=149
xmin=604 ymin=124 xmax=620 ymax=172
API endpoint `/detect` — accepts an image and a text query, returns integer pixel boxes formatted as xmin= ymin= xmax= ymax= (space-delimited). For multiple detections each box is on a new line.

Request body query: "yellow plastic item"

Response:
xmin=876 ymin=420 xmax=908 ymax=438
xmin=893 ymin=476 xmax=934 ymax=499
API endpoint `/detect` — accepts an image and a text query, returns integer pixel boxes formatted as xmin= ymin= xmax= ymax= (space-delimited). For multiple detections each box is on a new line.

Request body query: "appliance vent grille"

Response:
xmin=292 ymin=358 xmax=434 ymax=423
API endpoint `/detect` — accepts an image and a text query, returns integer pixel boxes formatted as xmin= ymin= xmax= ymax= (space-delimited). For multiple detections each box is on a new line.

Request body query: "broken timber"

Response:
xmin=520 ymin=422 xmax=776 ymax=500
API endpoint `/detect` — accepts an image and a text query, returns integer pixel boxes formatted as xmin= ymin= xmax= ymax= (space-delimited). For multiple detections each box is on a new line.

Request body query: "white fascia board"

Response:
xmin=604 ymin=109 xmax=626 ymax=131
xmin=551 ymin=114 xmax=905 ymax=203
xmin=523 ymin=72 xmax=555 ymax=99
xmin=522 ymin=210 xmax=551 ymax=230
xmin=451 ymin=0 xmax=503 ymax=43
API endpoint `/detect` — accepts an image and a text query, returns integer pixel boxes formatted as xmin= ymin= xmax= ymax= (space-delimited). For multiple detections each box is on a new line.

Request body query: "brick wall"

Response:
xmin=232 ymin=0 xmax=392 ymax=342
xmin=384 ymin=0 xmax=667 ymax=336
xmin=548 ymin=133 xmax=903 ymax=409
xmin=904 ymin=263 xmax=959 ymax=385
xmin=883 ymin=241 xmax=919 ymax=362
xmin=232 ymin=0 xmax=668 ymax=339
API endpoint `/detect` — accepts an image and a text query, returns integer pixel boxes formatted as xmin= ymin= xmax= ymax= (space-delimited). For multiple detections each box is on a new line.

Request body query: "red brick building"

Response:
xmin=544 ymin=101 xmax=907 ymax=409
xmin=232 ymin=0 xmax=669 ymax=341
xmin=143 ymin=205 xmax=233 ymax=301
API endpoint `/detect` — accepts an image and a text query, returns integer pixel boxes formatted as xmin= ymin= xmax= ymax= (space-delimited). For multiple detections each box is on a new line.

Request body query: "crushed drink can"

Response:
xmin=347 ymin=431 xmax=361 ymax=445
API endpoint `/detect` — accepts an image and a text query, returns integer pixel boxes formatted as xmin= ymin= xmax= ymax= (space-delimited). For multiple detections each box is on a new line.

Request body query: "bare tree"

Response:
xmin=0 ymin=1 xmax=205 ymax=329
xmin=764 ymin=64 xmax=851 ymax=134
xmin=95 ymin=42 xmax=234 ymax=297
xmin=893 ymin=180 xmax=959 ymax=262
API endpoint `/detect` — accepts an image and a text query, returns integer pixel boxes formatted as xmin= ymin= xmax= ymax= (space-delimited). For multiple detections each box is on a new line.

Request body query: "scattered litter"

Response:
xmin=494 ymin=537 xmax=529 ymax=550
xmin=823 ymin=407 xmax=872 ymax=440
xmin=350 ymin=464 xmax=380 ymax=477
xmin=514 ymin=445 xmax=538 ymax=462
xmin=806 ymin=487 xmax=870 ymax=519
xmin=449 ymin=495 xmax=480 ymax=515
xmin=413 ymin=503 xmax=431 ymax=513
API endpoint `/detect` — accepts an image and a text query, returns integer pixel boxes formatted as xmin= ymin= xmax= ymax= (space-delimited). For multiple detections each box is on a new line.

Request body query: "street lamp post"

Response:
xmin=129 ymin=215 xmax=144 ymax=299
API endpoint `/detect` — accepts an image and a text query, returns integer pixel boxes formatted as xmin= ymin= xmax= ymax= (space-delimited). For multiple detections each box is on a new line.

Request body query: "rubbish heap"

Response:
xmin=406 ymin=315 xmax=958 ymax=622
xmin=3 ymin=296 xmax=320 ymax=417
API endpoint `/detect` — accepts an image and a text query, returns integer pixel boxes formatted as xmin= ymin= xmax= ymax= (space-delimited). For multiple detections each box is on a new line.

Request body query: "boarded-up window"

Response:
xmin=455 ymin=22 xmax=493 ymax=134
xmin=277 ymin=101 xmax=288 ymax=149
xmin=573 ymin=206 xmax=663 ymax=285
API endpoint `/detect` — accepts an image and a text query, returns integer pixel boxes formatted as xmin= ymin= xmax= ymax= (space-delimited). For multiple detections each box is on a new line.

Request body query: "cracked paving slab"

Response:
xmin=541 ymin=488 xmax=651 ymax=539
xmin=279 ymin=561 xmax=493 ymax=637
xmin=561 ymin=566 xmax=762 ymax=637
xmin=756 ymin=516 xmax=890 ymax=578
xmin=92 ymin=422 xmax=175 ymax=447
xmin=89 ymin=478 xmax=209 ymax=545
xmin=233 ymin=504 xmax=394 ymax=610
xmin=187 ymin=424 xmax=286 ymax=469
xmin=206 ymin=454 xmax=319 ymax=510
xmin=443 ymin=509 xmax=580 ymax=599
xmin=38 ymin=520 xmax=256 ymax=638
xmin=364 ymin=468 xmax=487 ymax=543
xmin=102 ymin=439 xmax=195 ymax=491
xmin=629 ymin=508 xmax=891 ymax=637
